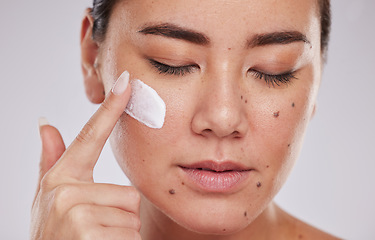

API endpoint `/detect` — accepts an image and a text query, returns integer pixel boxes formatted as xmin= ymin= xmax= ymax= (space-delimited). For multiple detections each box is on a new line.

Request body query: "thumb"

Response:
xmin=34 ymin=118 xmax=66 ymax=201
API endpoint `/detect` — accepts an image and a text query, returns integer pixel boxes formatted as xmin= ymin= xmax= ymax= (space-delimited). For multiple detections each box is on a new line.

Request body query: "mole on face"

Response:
xmin=292 ymin=102 xmax=295 ymax=108
xmin=244 ymin=211 xmax=247 ymax=217
xmin=169 ymin=189 xmax=176 ymax=195
xmin=257 ymin=182 xmax=262 ymax=188
xmin=273 ymin=111 xmax=280 ymax=118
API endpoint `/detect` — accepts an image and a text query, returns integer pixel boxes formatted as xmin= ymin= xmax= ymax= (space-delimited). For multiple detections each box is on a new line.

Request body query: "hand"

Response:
xmin=31 ymin=72 xmax=142 ymax=240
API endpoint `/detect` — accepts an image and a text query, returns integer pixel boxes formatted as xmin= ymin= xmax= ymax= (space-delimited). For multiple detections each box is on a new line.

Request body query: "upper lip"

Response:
xmin=179 ymin=160 xmax=252 ymax=172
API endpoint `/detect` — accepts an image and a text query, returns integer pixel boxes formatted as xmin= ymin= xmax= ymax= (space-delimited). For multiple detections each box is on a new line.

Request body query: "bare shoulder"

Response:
xmin=275 ymin=204 xmax=342 ymax=240
xmin=293 ymin=217 xmax=341 ymax=240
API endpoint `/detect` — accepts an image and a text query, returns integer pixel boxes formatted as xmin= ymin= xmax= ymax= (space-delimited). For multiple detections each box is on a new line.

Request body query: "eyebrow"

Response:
xmin=247 ymin=31 xmax=311 ymax=48
xmin=138 ymin=23 xmax=310 ymax=48
xmin=138 ymin=23 xmax=210 ymax=45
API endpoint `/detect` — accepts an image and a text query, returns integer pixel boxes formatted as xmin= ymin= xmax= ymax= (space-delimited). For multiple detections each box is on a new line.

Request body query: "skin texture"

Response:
xmin=99 ymin=0 xmax=324 ymax=238
xmin=31 ymin=0 xmax=340 ymax=239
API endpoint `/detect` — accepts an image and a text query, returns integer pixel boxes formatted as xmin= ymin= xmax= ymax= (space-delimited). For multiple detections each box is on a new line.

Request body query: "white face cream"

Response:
xmin=125 ymin=78 xmax=166 ymax=129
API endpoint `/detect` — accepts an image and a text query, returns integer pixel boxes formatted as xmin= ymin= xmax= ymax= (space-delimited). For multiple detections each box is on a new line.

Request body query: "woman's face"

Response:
xmin=95 ymin=0 xmax=321 ymax=235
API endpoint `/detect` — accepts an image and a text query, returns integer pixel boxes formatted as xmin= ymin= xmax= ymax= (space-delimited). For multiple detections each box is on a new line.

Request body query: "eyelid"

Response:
xmin=148 ymin=59 xmax=199 ymax=76
xmin=148 ymin=55 xmax=198 ymax=66
xmin=150 ymin=59 xmax=197 ymax=68
xmin=248 ymin=68 xmax=297 ymax=87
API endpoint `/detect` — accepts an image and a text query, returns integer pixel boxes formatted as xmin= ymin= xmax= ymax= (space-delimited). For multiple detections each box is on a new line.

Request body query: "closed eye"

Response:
xmin=249 ymin=69 xmax=297 ymax=87
xmin=149 ymin=59 xmax=199 ymax=76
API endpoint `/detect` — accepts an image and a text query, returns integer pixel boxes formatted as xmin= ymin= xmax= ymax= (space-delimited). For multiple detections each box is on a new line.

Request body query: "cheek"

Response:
xmin=247 ymin=78 xmax=317 ymax=193
xmin=109 ymin=95 xmax=188 ymax=186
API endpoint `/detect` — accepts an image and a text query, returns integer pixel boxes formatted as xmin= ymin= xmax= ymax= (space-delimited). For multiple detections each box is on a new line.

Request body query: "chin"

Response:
xmin=182 ymin=218 xmax=249 ymax=236
xmin=150 ymin=192 xmax=268 ymax=237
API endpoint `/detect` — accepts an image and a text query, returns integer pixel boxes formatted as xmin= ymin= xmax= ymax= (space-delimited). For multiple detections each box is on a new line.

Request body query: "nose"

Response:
xmin=191 ymin=71 xmax=248 ymax=139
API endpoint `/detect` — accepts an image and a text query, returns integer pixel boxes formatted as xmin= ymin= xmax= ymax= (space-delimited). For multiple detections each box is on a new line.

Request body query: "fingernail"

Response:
xmin=38 ymin=117 xmax=49 ymax=127
xmin=38 ymin=117 xmax=49 ymax=137
xmin=112 ymin=71 xmax=130 ymax=95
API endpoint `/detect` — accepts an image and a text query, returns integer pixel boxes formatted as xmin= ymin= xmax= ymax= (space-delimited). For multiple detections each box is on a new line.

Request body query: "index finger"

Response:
xmin=55 ymin=71 xmax=131 ymax=181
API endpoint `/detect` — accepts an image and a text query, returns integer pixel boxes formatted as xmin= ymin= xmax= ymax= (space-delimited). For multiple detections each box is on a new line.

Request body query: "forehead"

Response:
xmin=111 ymin=0 xmax=320 ymax=45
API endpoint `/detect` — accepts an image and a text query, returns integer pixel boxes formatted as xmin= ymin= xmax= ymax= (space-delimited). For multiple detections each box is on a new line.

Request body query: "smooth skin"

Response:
xmin=31 ymin=0 xmax=340 ymax=239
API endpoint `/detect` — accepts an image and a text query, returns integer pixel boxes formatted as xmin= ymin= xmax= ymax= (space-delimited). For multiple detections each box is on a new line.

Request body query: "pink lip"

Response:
xmin=179 ymin=161 xmax=253 ymax=193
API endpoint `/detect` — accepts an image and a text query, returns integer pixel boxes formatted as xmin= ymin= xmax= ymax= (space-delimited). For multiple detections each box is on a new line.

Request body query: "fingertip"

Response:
xmin=43 ymin=125 xmax=66 ymax=153
xmin=35 ymin=119 xmax=66 ymax=201
xmin=39 ymin=122 xmax=66 ymax=170
xmin=38 ymin=117 xmax=50 ymax=136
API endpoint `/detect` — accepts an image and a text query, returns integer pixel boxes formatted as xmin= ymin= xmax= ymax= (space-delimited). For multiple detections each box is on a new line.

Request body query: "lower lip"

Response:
xmin=181 ymin=168 xmax=251 ymax=193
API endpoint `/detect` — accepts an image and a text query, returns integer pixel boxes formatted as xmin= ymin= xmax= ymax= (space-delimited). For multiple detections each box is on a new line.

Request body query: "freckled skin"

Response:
xmin=87 ymin=0 xmax=338 ymax=239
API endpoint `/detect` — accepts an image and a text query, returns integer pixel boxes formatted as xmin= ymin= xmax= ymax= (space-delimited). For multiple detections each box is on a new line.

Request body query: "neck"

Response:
xmin=140 ymin=196 xmax=287 ymax=240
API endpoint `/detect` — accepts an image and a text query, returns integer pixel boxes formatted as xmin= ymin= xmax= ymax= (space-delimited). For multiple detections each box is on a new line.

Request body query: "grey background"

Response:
xmin=0 ymin=0 xmax=374 ymax=239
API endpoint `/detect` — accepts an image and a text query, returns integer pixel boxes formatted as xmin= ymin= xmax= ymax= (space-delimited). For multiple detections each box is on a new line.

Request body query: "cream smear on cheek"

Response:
xmin=124 ymin=73 xmax=166 ymax=129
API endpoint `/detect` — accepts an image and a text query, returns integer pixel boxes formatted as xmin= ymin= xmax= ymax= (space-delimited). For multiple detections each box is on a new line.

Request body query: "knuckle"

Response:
xmin=123 ymin=186 xmax=141 ymax=212
xmin=127 ymin=186 xmax=141 ymax=203
xmin=40 ymin=170 xmax=61 ymax=191
xmin=68 ymin=204 xmax=92 ymax=224
xmin=76 ymin=121 xmax=97 ymax=144
xmin=131 ymin=215 xmax=142 ymax=231
xmin=51 ymin=184 xmax=77 ymax=215
xmin=78 ymin=228 xmax=97 ymax=240
xmin=39 ymin=172 xmax=53 ymax=191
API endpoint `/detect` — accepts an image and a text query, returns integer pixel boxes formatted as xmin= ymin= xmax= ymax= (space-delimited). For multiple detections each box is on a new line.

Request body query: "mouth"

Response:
xmin=179 ymin=161 xmax=253 ymax=193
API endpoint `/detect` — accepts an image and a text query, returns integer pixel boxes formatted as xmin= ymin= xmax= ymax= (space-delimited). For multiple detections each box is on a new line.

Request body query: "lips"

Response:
xmin=179 ymin=161 xmax=252 ymax=193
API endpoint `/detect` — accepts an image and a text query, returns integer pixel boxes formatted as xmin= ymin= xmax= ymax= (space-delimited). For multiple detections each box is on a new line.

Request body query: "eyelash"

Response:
xmin=249 ymin=70 xmax=297 ymax=87
xmin=149 ymin=59 xmax=197 ymax=76
xmin=149 ymin=59 xmax=296 ymax=87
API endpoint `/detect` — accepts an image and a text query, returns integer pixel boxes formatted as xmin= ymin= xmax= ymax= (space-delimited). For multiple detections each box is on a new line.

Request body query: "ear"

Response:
xmin=81 ymin=8 xmax=105 ymax=104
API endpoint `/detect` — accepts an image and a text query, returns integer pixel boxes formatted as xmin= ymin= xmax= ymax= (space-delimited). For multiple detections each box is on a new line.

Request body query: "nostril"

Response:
xmin=202 ymin=129 xmax=213 ymax=135
xmin=200 ymin=128 xmax=242 ymax=138
xmin=232 ymin=131 xmax=240 ymax=137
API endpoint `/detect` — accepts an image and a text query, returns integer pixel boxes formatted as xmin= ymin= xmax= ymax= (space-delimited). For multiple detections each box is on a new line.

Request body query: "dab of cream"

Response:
xmin=125 ymin=78 xmax=166 ymax=129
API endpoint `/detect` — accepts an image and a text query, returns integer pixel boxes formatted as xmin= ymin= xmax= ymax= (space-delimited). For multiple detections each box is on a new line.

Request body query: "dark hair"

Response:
xmin=91 ymin=0 xmax=331 ymax=55
xmin=91 ymin=0 xmax=119 ymax=42
xmin=319 ymin=0 xmax=331 ymax=58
